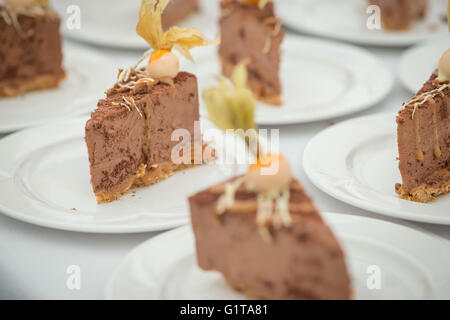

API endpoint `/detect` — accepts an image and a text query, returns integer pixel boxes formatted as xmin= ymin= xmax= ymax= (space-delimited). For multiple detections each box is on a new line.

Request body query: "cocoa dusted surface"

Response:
xmin=85 ymin=72 xmax=199 ymax=196
xmin=189 ymin=177 xmax=352 ymax=300
xmin=397 ymin=72 xmax=450 ymax=192
xmin=0 ymin=6 xmax=64 ymax=92
xmin=219 ymin=0 xmax=284 ymax=102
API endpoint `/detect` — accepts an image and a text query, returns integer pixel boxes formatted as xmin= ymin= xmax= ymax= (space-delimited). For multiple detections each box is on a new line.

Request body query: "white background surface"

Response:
xmin=0 ymin=34 xmax=449 ymax=299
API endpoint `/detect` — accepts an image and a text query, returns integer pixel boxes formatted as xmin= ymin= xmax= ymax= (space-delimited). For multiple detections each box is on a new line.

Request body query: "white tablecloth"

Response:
xmin=0 ymin=35 xmax=449 ymax=300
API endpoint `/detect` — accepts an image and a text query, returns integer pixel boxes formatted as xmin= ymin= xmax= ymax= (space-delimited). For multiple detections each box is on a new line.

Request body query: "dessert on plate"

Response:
xmin=368 ymin=0 xmax=428 ymax=31
xmin=85 ymin=0 xmax=216 ymax=203
xmin=189 ymin=153 xmax=352 ymax=300
xmin=219 ymin=0 xmax=284 ymax=106
xmin=0 ymin=0 xmax=65 ymax=97
xmin=162 ymin=0 xmax=199 ymax=30
xmin=396 ymin=50 xmax=450 ymax=203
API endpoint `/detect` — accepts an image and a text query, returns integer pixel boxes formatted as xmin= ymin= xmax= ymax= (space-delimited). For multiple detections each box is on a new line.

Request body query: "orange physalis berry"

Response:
xmin=249 ymin=153 xmax=284 ymax=171
xmin=149 ymin=49 xmax=171 ymax=64
xmin=243 ymin=0 xmax=260 ymax=4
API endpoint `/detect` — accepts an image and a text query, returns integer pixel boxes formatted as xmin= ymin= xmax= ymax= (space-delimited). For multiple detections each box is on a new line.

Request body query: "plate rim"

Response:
xmin=196 ymin=34 xmax=393 ymax=125
xmin=56 ymin=0 xmax=218 ymax=50
xmin=398 ymin=39 xmax=448 ymax=93
xmin=0 ymin=117 xmax=232 ymax=234
xmin=104 ymin=212 xmax=450 ymax=300
xmin=278 ymin=0 xmax=447 ymax=47
xmin=303 ymin=112 xmax=450 ymax=225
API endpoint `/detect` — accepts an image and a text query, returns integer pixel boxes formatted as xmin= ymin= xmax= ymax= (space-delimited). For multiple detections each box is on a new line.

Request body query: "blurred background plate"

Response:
xmin=278 ymin=0 xmax=448 ymax=47
xmin=399 ymin=39 xmax=450 ymax=93
xmin=54 ymin=0 xmax=219 ymax=50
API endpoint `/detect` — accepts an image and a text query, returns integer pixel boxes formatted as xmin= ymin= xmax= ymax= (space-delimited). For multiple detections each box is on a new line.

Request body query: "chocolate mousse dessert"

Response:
xmin=396 ymin=50 xmax=450 ymax=203
xmin=85 ymin=0 xmax=216 ymax=203
xmin=368 ymin=0 xmax=428 ymax=31
xmin=0 ymin=0 xmax=65 ymax=97
xmin=162 ymin=0 xmax=199 ymax=30
xmin=219 ymin=0 xmax=284 ymax=106
xmin=189 ymin=154 xmax=352 ymax=300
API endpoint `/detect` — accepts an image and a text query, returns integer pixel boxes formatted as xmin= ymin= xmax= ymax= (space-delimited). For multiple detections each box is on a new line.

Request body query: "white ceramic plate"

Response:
xmin=54 ymin=0 xmax=219 ymax=50
xmin=191 ymin=35 xmax=393 ymax=125
xmin=0 ymin=118 xmax=248 ymax=233
xmin=0 ymin=46 xmax=114 ymax=133
xmin=105 ymin=213 xmax=450 ymax=300
xmin=278 ymin=0 xmax=448 ymax=47
xmin=303 ymin=113 xmax=450 ymax=225
xmin=399 ymin=39 xmax=449 ymax=93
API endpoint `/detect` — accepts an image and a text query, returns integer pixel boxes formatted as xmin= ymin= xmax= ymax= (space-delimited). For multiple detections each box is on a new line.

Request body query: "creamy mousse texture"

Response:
xmin=396 ymin=72 xmax=450 ymax=202
xmin=85 ymin=72 xmax=200 ymax=203
xmin=0 ymin=5 xmax=65 ymax=97
xmin=162 ymin=0 xmax=199 ymax=29
xmin=368 ymin=0 xmax=428 ymax=30
xmin=189 ymin=177 xmax=351 ymax=300
xmin=219 ymin=0 xmax=284 ymax=105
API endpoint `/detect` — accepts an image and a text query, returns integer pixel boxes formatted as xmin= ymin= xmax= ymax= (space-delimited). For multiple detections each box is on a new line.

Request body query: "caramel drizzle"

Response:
xmin=262 ymin=17 xmax=282 ymax=55
xmin=115 ymin=50 xmax=157 ymax=90
xmin=402 ymin=83 xmax=450 ymax=119
xmin=402 ymin=82 xmax=449 ymax=162
xmin=414 ymin=110 xmax=424 ymax=161
xmin=430 ymin=99 xmax=442 ymax=158
xmin=216 ymin=179 xmax=292 ymax=242
xmin=121 ymin=96 xmax=143 ymax=118
xmin=1 ymin=9 xmax=21 ymax=33
xmin=216 ymin=177 xmax=246 ymax=215
xmin=1 ymin=5 xmax=47 ymax=34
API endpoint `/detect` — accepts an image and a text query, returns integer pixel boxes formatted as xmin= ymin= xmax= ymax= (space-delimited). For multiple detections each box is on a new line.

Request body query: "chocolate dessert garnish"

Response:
xmin=0 ymin=0 xmax=65 ymax=97
xmin=396 ymin=50 xmax=450 ymax=203
xmin=85 ymin=0 xmax=217 ymax=203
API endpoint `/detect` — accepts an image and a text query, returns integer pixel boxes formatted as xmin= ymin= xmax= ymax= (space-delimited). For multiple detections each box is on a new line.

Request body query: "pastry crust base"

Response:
xmin=0 ymin=72 xmax=66 ymax=97
xmin=396 ymin=167 xmax=450 ymax=203
xmin=95 ymin=162 xmax=196 ymax=204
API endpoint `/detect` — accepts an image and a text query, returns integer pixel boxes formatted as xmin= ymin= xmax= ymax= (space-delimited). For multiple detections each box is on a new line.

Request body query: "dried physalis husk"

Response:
xmin=202 ymin=61 xmax=256 ymax=132
xmin=136 ymin=0 xmax=218 ymax=62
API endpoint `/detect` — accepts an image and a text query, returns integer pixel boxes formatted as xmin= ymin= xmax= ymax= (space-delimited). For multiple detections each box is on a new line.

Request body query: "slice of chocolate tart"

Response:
xmin=189 ymin=154 xmax=351 ymax=300
xmin=0 ymin=2 xmax=65 ymax=97
xmin=368 ymin=0 xmax=428 ymax=31
xmin=85 ymin=0 xmax=216 ymax=203
xmin=219 ymin=0 xmax=284 ymax=106
xmin=162 ymin=0 xmax=199 ymax=30
xmin=85 ymin=72 xmax=201 ymax=203
xmin=396 ymin=50 xmax=450 ymax=203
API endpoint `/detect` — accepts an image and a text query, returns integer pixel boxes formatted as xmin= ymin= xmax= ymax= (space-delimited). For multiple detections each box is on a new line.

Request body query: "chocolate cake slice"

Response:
xmin=162 ymin=0 xmax=199 ymax=30
xmin=86 ymin=71 xmax=201 ymax=203
xmin=368 ymin=0 xmax=428 ymax=31
xmin=189 ymin=155 xmax=351 ymax=300
xmin=85 ymin=0 xmax=217 ymax=203
xmin=396 ymin=68 xmax=450 ymax=203
xmin=0 ymin=4 xmax=65 ymax=97
xmin=219 ymin=0 xmax=284 ymax=105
